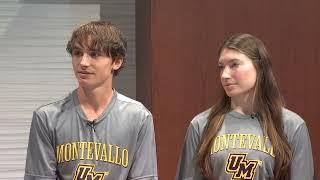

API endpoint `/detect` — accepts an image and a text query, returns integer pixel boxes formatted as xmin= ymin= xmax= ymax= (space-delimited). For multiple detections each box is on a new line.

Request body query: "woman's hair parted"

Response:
xmin=66 ymin=20 xmax=127 ymax=76
xmin=196 ymin=33 xmax=292 ymax=180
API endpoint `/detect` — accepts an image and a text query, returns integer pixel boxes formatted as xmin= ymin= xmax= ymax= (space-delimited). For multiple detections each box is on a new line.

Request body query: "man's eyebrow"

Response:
xmin=72 ymin=45 xmax=82 ymax=50
xmin=88 ymin=48 xmax=100 ymax=52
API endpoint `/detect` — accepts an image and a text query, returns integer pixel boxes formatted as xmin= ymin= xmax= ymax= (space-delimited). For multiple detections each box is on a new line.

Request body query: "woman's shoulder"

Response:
xmin=189 ymin=108 xmax=211 ymax=135
xmin=282 ymin=108 xmax=305 ymax=127
xmin=282 ymin=108 xmax=307 ymax=140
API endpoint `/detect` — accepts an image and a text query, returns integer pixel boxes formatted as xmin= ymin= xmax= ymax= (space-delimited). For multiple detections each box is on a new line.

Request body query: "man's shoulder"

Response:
xmin=114 ymin=91 xmax=151 ymax=116
xmin=34 ymin=92 xmax=74 ymax=115
xmin=116 ymin=92 xmax=143 ymax=106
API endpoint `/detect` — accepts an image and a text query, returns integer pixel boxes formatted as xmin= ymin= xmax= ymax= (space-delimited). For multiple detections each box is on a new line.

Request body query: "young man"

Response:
xmin=25 ymin=21 xmax=158 ymax=180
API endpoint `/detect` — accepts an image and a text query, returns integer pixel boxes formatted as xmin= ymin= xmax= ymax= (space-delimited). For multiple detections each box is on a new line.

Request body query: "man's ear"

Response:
xmin=112 ymin=57 xmax=123 ymax=70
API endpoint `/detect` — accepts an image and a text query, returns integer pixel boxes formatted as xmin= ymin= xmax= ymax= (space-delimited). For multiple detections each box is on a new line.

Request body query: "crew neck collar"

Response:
xmin=72 ymin=89 xmax=117 ymax=123
xmin=228 ymin=111 xmax=257 ymax=120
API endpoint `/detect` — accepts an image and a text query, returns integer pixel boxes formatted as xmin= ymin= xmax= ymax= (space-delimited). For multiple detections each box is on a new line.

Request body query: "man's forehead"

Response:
xmin=73 ymin=39 xmax=98 ymax=50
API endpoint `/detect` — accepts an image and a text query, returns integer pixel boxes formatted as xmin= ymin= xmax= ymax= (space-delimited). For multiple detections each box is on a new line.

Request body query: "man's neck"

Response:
xmin=77 ymin=86 xmax=114 ymax=121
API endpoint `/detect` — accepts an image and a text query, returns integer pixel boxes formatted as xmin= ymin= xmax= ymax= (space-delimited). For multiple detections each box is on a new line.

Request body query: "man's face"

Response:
xmin=71 ymin=44 xmax=122 ymax=89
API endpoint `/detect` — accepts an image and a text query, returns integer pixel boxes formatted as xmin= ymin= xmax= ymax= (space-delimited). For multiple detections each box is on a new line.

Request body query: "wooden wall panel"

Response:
xmin=137 ymin=0 xmax=320 ymax=179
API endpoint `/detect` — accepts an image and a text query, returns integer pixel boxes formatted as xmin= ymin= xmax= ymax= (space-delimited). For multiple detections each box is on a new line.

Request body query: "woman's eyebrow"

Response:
xmin=218 ymin=58 xmax=239 ymax=65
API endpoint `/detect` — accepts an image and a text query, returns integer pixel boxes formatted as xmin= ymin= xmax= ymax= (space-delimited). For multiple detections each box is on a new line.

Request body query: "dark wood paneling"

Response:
xmin=150 ymin=1 xmax=219 ymax=179
xmin=137 ymin=0 xmax=320 ymax=179
xmin=136 ymin=0 xmax=152 ymax=110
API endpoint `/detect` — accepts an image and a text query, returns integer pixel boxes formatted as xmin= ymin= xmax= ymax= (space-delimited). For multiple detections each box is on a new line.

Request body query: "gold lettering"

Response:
xmin=94 ymin=143 xmax=102 ymax=161
xmin=79 ymin=142 xmax=87 ymax=160
xmin=238 ymin=134 xmax=246 ymax=149
xmin=269 ymin=146 xmax=275 ymax=157
xmin=108 ymin=144 xmax=115 ymax=163
xmin=72 ymin=142 xmax=78 ymax=160
xmin=247 ymin=134 xmax=255 ymax=149
xmin=254 ymin=136 xmax=262 ymax=151
xmin=231 ymin=134 xmax=239 ymax=148
xmin=100 ymin=144 xmax=108 ymax=161
xmin=115 ymin=145 xmax=121 ymax=165
xmin=122 ymin=149 xmax=129 ymax=167
xmin=56 ymin=144 xmax=65 ymax=163
xmin=87 ymin=142 xmax=94 ymax=160
xmin=213 ymin=136 xmax=220 ymax=153
xmin=262 ymin=136 xmax=269 ymax=154
xmin=220 ymin=134 xmax=229 ymax=150
xmin=64 ymin=143 xmax=72 ymax=162
xmin=56 ymin=142 xmax=130 ymax=167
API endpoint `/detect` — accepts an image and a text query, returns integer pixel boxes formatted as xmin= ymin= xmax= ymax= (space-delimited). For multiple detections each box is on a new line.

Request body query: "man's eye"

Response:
xmin=72 ymin=50 xmax=82 ymax=56
xmin=88 ymin=51 xmax=101 ymax=58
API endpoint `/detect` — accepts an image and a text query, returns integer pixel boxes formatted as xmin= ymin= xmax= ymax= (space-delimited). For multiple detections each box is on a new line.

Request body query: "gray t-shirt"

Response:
xmin=176 ymin=108 xmax=314 ymax=180
xmin=25 ymin=90 xmax=158 ymax=180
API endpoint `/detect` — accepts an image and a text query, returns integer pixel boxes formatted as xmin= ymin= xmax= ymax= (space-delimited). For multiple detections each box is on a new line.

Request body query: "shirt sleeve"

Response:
xmin=127 ymin=114 xmax=158 ymax=180
xmin=24 ymin=111 xmax=57 ymax=180
xmin=290 ymin=123 xmax=314 ymax=180
xmin=175 ymin=122 xmax=204 ymax=180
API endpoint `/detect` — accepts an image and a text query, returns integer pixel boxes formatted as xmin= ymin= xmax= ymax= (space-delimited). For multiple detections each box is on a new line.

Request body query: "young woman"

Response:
xmin=176 ymin=33 xmax=314 ymax=180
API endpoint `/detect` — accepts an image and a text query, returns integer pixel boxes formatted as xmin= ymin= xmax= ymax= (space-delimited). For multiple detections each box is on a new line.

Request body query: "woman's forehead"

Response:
xmin=218 ymin=49 xmax=251 ymax=64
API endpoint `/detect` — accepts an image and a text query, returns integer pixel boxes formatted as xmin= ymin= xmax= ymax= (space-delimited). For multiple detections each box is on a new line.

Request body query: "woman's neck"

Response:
xmin=231 ymin=93 xmax=256 ymax=115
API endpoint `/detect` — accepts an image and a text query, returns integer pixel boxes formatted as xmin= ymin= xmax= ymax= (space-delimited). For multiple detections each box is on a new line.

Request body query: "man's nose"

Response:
xmin=80 ymin=53 xmax=90 ymax=66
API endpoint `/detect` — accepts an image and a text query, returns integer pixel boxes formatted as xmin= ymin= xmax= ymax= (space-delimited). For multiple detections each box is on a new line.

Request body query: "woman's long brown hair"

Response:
xmin=196 ymin=34 xmax=292 ymax=180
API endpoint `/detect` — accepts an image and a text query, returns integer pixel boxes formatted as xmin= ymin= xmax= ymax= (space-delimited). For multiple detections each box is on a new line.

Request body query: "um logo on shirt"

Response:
xmin=225 ymin=153 xmax=259 ymax=180
xmin=73 ymin=164 xmax=109 ymax=180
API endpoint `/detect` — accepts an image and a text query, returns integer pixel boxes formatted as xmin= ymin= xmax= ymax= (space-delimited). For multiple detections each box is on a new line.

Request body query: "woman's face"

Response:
xmin=218 ymin=48 xmax=257 ymax=99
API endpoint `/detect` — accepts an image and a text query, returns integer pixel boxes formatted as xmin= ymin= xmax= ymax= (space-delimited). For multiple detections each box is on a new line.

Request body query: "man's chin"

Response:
xmin=77 ymin=79 xmax=93 ymax=87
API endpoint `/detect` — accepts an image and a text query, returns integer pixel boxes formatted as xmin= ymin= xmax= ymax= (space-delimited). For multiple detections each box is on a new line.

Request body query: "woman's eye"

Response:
xmin=218 ymin=65 xmax=224 ymax=71
xmin=230 ymin=63 xmax=239 ymax=68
